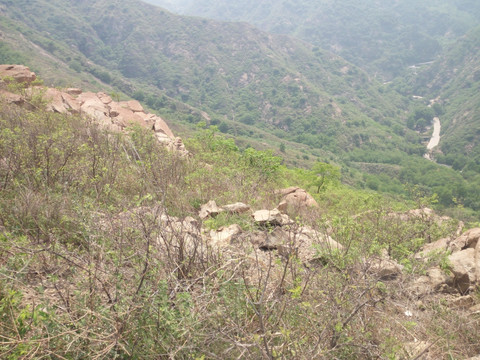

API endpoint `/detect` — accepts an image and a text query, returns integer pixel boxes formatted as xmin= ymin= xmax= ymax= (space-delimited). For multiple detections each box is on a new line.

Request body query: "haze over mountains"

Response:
xmin=144 ymin=0 xmax=480 ymax=79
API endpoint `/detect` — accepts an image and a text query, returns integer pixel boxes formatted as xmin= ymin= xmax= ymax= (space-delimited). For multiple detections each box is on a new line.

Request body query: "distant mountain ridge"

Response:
xmin=144 ymin=0 xmax=480 ymax=80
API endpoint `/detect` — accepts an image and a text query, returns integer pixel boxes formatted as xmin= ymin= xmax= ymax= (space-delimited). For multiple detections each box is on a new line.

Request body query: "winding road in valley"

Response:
xmin=424 ymin=117 xmax=441 ymax=161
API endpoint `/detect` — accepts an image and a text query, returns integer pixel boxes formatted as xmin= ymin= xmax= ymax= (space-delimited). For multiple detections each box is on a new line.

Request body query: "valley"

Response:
xmin=1 ymin=1 xmax=480 ymax=358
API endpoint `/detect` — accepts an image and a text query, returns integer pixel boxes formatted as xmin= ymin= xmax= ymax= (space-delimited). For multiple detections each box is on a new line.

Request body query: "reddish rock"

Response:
xmin=0 ymin=65 xmax=36 ymax=84
xmin=123 ymin=100 xmax=144 ymax=113
xmin=77 ymin=92 xmax=111 ymax=126
xmin=277 ymin=187 xmax=318 ymax=211
xmin=61 ymin=93 xmax=81 ymax=113
xmin=152 ymin=116 xmax=175 ymax=138
xmin=109 ymin=102 xmax=147 ymax=128
xmin=0 ymin=89 xmax=24 ymax=105
xmin=97 ymin=92 xmax=113 ymax=105
xmin=66 ymin=88 xmax=82 ymax=96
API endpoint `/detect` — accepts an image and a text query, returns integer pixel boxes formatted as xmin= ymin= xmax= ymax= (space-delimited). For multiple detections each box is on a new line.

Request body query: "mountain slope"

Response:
xmin=0 ymin=0 xmax=419 ymax=159
xmin=144 ymin=0 xmax=480 ymax=80
xmin=4 ymin=0 xmax=480 ymax=212
xmin=413 ymin=26 xmax=480 ymax=174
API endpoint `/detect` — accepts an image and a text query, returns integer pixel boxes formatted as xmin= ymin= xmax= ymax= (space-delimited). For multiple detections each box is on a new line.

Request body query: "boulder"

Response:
xmin=0 ymin=64 xmax=36 ymax=84
xmin=410 ymin=265 xmax=457 ymax=296
xmin=65 ymin=88 xmax=82 ymax=96
xmin=109 ymin=101 xmax=148 ymax=128
xmin=152 ymin=116 xmax=175 ymax=138
xmin=367 ymin=249 xmax=403 ymax=280
xmin=416 ymin=237 xmax=449 ymax=259
xmin=199 ymin=200 xmax=223 ymax=220
xmin=449 ymin=248 xmax=476 ymax=293
xmin=77 ymin=92 xmax=111 ymax=126
xmin=209 ymin=224 xmax=242 ymax=248
xmin=448 ymin=227 xmax=480 ymax=253
xmin=123 ymin=100 xmax=144 ymax=113
xmin=258 ymin=227 xmax=288 ymax=251
xmin=276 ymin=187 xmax=318 ymax=211
xmin=97 ymin=92 xmax=113 ymax=105
xmin=45 ymin=88 xmax=80 ymax=113
xmin=222 ymin=202 xmax=251 ymax=215
xmin=0 ymin=89 xmax=24 ymax=105
xmin=252 ymin=209 xmax=292 ymax=227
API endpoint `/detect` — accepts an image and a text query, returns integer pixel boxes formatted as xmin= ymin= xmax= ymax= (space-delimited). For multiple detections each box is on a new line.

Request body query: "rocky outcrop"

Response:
xmin=252 ymin=208 xmax=293 ymax=227
xmin=414 ymin=228 xmax=480 ymax=294
xmin=276 ymin=187 xmax=318 ymax=212
xmin=0 ymin=64 xmax=36 ymax=84
xmin=0 ymin=65 xmax=187 ymax=156
xmin=366 ymin=249 xmax=403 ymax=280
xmin=199 ymin=200 xmax=223 ymax=220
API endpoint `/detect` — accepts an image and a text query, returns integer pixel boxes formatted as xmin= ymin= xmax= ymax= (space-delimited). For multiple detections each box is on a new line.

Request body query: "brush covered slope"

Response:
xmin=1 ymin=73 xmax=480 ymax=359
xmin=144 ymin=0 xmax=480 ymax=80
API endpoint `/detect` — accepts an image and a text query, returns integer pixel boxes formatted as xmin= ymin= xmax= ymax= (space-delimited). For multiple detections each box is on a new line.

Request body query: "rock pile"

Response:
xmin=414 ymin=228 xmax=480 ymax=294
xmin=0 ymin=65 xmax=188 ymax=156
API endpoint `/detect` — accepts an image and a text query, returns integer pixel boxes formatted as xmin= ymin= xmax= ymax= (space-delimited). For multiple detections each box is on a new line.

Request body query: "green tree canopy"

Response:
xmin=309 ymin=161 xmax=341 ymax=193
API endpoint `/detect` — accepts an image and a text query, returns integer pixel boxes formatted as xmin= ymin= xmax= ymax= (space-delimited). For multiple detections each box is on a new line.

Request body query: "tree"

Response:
xmin=309 ymin=161 xmax=341 ymax=193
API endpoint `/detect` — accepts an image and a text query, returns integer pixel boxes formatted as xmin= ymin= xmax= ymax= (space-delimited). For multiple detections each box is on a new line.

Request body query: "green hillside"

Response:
xmin=414 ymin=26 xmax=480 ymax=174
xmin=0 ymin=0 xmax=414 ymax=157
xmin=2 ymin=0 xmax=480 ymax=213
xmin=145 ymin=0 xmax=480 ymax=80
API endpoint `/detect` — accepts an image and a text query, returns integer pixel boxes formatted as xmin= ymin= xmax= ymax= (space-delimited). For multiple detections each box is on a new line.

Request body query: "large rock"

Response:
xmin=199 ymin=200 xmax=223 ymax=220
xmin=413 ymin=228 xmax=480 ymax=294
xmin=252 ymin=209 xmax=293 ymax=227
xmin=367 ymin=249 xmax=403 ymax=280
xmin=0 ymin=64 xmax=36 ymax=84
xmin=222 ymin=202 xmax=251 ymax=215
xmin=209 ymin=224 xmax=242 ymax=248
xmin=449 ymin=248 xmax=476 ymax=294
xmin=276 ymin=187 xmax=318 ymax=212
xmin=415 ymin=237 xmax=449 ymax=260
xmin=0 ymin=89 xmax=24 ymax=105
xmin=448 ymin=227 xmax=480 ymax=253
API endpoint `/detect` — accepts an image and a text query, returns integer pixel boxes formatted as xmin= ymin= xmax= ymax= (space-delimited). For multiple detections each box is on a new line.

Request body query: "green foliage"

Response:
xmin=0 ymin=42 xmax=27 ymax=65
xmin=308 ymin=161 xmax=341 ymax=193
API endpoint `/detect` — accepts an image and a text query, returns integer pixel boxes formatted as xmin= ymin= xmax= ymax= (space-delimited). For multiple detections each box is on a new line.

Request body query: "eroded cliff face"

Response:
xmin=0 ymin=64 xmax=187 ymax=155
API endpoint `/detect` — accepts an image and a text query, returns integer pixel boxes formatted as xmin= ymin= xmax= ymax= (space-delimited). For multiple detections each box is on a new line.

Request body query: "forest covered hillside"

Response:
xmin=0 ymin=0 xmax=415 ymax=159
xmin=144 ymin=0 xmax=480 ymax=80
xmin=413 ymin=26 xmax=480 ymax=174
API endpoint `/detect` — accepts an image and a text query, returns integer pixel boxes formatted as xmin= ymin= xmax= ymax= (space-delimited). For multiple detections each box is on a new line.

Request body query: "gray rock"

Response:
xmin=199 ymin=200 xmax=224 ymax=220
xmin=222 ymin=202 xmax=251 ymax=215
